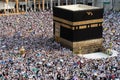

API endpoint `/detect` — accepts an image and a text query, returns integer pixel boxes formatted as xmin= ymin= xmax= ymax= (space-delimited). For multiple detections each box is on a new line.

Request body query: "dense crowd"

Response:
xmin=0 ymin=10 xmax=120 ymax=80
xmin=103 ymin=10 xmax=120 ymax=52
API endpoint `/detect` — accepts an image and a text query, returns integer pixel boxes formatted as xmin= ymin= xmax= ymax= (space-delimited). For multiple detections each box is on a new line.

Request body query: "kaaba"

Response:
xmin=53 ymin=4 xmax=104 ymax=54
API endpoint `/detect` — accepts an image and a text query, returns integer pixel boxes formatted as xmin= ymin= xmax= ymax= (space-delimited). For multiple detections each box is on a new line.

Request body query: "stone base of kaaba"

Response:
xmin=59 ymin=38 xmax=104 ymax=54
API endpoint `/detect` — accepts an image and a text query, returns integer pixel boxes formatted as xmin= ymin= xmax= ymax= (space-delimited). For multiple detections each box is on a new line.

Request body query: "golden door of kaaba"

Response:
xmin=53 ymin=4 xmax=104 ymax=54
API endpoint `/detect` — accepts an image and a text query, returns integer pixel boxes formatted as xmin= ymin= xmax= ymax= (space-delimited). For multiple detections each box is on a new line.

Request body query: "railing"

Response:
xmin=0 ymin=0 xmax=93 ymax=16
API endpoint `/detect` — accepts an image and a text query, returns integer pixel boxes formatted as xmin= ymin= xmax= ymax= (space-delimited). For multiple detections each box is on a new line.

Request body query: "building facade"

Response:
xmin=93 ymin=0 xmax=120 ymax=11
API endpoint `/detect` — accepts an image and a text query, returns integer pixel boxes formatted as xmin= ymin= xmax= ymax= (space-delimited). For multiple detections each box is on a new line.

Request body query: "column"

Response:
xmin=38 ymin=0 xmax=41 ymax=10
xmin=112 ymin=0 xmax=115 ymax=10
xmin=42 ymin=0 xmax=45 ymax=10
xmin=58 ymin=0 xmax=60 ymax=6
xmin=47 ymin=0 xmax=49 ymax=10
xmin=74 ymin=0 xmax=76 ymax=4
xmin=7 ymin=0 xmax=9 ymax=13
xmin=16 ymin=0 xmax=19 ymax=13
xmin=50 ymin=0 xmax=53 ymax=10
xmin=4 ymin=0 xmax=8 ymax=14
xmin=34 ymin=0 xmax=36 ymax=11
xmin=66 ymin=0 xmax=68 ymax=5
xmin=25 ymin=0 xmax=27 ymax=12
xmin=38 ymin=0 xmax=41 ymax=11
xmin=92 ymin=0 xmax=94 ymax=6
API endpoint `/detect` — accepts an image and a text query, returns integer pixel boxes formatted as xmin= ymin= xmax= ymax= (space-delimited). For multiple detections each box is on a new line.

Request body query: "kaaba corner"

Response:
xmin=53 ymin=4 xmax=104 ymax=54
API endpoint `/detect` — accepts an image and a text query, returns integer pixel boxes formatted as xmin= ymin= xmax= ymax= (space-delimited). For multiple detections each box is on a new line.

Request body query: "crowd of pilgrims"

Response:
xmin=0 ymin=10 xmax=120 ymax=80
